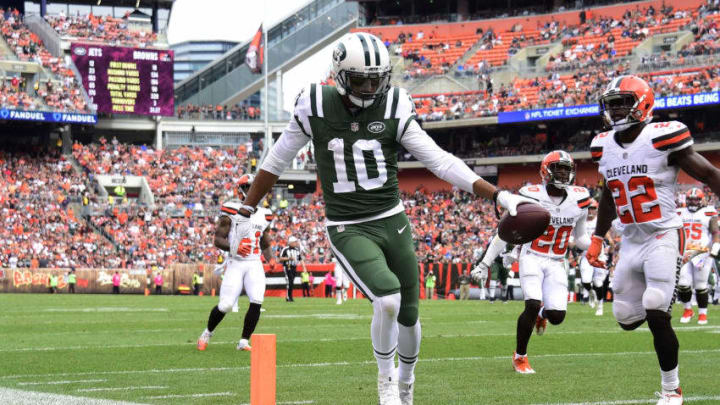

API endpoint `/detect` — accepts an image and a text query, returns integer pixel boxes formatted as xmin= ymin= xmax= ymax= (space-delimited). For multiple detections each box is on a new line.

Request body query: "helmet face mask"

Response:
xmin=336 ymin=70 xmax=391 ymax=108
xmin=541 ymin=150 xmax=575 ymax=190
xmin=686 ymin=188 xmax=705 ymax=213
xmin=599 ymin=75 xmax=654 ymax=132
xmin=237 ymin=174 xmax=255 ymax=199
xmin=332 ymin=33 xmax=392 ymax=109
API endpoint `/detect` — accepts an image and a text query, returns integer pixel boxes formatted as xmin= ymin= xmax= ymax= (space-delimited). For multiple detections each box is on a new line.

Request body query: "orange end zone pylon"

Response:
xmin=250 ymin=334 xmax=276 ymax=405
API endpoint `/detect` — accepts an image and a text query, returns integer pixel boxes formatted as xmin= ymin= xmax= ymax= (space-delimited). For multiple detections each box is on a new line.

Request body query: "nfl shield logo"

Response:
xmin=350 ymin=122 xmax=359 ymax=132
xmin=623 ymin=152 xmax=628 ymax=159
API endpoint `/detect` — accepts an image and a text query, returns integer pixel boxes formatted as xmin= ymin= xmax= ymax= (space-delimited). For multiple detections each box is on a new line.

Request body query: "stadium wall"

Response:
xmin=359 ymin=0 xmax=704 ymax=41
xmin=0 ymin=262 xmax=477 ymax=299
xmin=396 ymin=152 xmax=720 ymax=190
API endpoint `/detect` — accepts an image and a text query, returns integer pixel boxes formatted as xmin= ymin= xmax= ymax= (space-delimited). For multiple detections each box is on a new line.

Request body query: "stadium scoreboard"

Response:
xmin=71 ymin=44 xmax=174 ymax=116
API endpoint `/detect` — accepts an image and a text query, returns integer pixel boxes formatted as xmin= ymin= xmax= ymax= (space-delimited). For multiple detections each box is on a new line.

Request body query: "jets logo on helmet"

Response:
xmin=540 ymin=150 xmax=575 ymax=189
xmin=332 ymin=32 xmax=392 ymax=108
xmin=686 ymin=187 xmax=705 ymax=213
xmin=599 ymin=75 xmax=654 ymax=131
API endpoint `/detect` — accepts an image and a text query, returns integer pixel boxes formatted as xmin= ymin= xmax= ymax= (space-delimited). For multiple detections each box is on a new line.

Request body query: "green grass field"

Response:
xmin=1 ymin=294 xmax=719 ymax=405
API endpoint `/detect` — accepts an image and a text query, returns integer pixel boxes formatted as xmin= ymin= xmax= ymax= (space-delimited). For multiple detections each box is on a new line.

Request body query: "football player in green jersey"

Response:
xmin=232 ymin=32 xmax=532 ymax=405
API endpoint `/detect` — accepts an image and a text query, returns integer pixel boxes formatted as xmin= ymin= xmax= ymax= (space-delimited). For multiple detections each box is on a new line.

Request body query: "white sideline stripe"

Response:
xmin=3 ymin=348 xmax=719 ymax=380
xmin=2 ymin=325 xmax=717 ymax=353
xmin=527 ymin=395 xmax=720 ymax=405
xmin=0 ymin=387 xmax=146 ymax=405
xmin=143 ymin=392 xmax=234 ymax=399
xmin=77 ymin=386 xmax=167 ymax=392
xmin=18 ymin=379 xmax=107 ymax=386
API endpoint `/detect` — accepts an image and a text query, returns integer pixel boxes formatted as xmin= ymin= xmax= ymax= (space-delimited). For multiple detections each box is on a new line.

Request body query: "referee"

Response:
xmin=279 ymin=236 xmax=306 ymax=302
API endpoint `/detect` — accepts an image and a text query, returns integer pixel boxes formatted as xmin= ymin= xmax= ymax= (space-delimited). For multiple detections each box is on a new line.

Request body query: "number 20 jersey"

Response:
xmin=518 ymin=184 xmax=591 ymax=259
xmin=590 ymin=120 xmax=693 ymax=242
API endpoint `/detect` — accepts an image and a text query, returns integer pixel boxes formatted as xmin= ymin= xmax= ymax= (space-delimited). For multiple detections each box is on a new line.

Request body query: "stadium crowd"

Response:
xmin=0 ymin=146 xmax=116 ymax=269
xmin=175 ymin=104 xmax=262 ymax=120
xmin=0 ymin=8 xmax=90 ymax=113
xmin=413 ymin=63 xmax=720 ymax=121
xmin=3 ymin=136 xmax=720 ymax=271
xmin=45 ymin=12 xmax=158 ymax=48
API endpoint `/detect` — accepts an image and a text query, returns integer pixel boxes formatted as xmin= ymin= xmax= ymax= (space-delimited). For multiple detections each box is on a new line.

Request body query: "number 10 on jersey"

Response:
xmin=328 ymin=138 xmax=388 ymax=193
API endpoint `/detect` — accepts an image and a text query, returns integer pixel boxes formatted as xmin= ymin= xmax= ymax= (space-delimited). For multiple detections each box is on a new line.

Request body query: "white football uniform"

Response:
xmin=579 ymin=216 xmax=608 ymax=288
xmin=517 ymin=184 xmax=591 ymax=311
xmin=217 ymin=201 xmax=272 ymax=310
xmin=677 ymin=206 xmax=718 ymax=291
xmin=333 ymin=258 xmax=350 ymax=290
xmin=591 ymin=121 xmax=692 ymax=324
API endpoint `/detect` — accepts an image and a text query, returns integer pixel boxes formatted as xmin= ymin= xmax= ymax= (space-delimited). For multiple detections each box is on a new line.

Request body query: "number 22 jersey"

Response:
xmin=590 ymin=121 xmax=693 ymax=242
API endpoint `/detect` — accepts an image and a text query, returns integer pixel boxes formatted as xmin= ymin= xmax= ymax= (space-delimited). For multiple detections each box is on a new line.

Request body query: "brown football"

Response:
xmin=498 ymin=202 xmax=551 ymax=245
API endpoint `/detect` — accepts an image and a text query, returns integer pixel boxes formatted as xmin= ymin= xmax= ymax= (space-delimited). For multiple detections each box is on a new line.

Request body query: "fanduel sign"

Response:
xmin=0 ymin=109 xmax=98 ymax=124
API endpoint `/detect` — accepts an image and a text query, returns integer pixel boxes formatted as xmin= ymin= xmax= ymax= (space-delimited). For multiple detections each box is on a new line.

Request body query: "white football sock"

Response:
xmin=371 ymin=293 xmax=401 ymax=376
xmin=397 ymin=321 xmax=421 ymax=384
xmin=661 ymin=366 xmax=680 ymax=392
xmin=488 ymin=280 xmax=497 ymax=300
xmin=684 ymin=301 xmax=692 ymax=310
xmin=699 ymin=307 xmax=708 ymax=315
xmin=479 ymin=282 xmax=486 ymax=300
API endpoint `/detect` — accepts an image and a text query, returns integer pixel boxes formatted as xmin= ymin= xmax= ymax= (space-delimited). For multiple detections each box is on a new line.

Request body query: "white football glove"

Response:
xmin=471 ymin=262 xmax=489 ymax=283
xmin=495 ymin=190 xmax=536 ymax=216
xmin=711 ymin=242 xmax=720 ymax=257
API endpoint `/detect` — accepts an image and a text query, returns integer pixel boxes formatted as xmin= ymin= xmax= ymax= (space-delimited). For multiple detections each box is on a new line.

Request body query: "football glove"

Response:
xmin=494 ymin=190 xmax=536 ymax=217
xmin=471 ymin=262 xmax=489 ymax=283
xmin=711 ymin=242 xmax=720 ymax=257
xmin=586 ymin=235 xmax=606 ymax=268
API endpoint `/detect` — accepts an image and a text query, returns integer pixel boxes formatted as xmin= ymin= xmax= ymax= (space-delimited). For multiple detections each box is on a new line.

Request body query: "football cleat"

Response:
xmin=399 ymin=381 xmax=414 ymax=405
xmin=680 ymin=308 xmax=694 ymax=323
xmin=595 ymin=303 xmax=604 ymax=316
xmin=336 ymin=296 xmax=343 ymax=305
xmin=698 ymin=313 xmax=708 ymax=325
xmin=236 ymin=339 xmax=252 ymax=352
xmin=655 ymin=388 xmax=683 ymax=405
xmin=512 ymin=352 xmax=535 ymax=374
xmin=535 ymin=316 xmax=547 ymax=336
xmin=197 ymin=329 xmax=212 ymax=351
xmin=377 ymin=370 xmax=401 ymax=405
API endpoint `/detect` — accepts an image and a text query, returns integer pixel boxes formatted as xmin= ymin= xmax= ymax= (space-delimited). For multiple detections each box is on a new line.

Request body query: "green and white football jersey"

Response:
xmin=294 ymin=84 xmax=416 ymax=222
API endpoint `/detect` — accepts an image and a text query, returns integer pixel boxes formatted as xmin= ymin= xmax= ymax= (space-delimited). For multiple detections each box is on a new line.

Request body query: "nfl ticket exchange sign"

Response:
xmin=71 ymin=44 xmax=174 ymax=116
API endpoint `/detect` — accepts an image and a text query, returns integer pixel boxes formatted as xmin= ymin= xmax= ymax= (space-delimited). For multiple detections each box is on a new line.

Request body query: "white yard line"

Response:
xmin=0 ymin=387 xmax=146 ymax=405
xmin=143 ymin=391 xmax=234 ymax=399
xmin=77 ymin=386 xmax=167 ymax=393
xmin=2 ymin=325 xmax=717 ymax=353
xmin=527 ymin=395 xmax=720 ymax=405
xmin=3 ymin=348 xmax=720 ymax=381
xmin=17 ymin=379 xmax=107 ymax=386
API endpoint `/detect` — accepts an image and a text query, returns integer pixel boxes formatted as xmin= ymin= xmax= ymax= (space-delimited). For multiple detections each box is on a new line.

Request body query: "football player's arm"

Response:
xmin=671 ymin=146 xmax=720 ymax=197
xmin=480 ymin=234 xmax=507 ymax=267
xmin=214 ymin=216 xmax=232 ymax=252
xmin=239 ymin=107 xmax=311 ymax=217
xmin=400 ymin=121 xmax=533 ymax=214
xmin=710 ymin=216 xmax=720 ymax=257
xmin=572 ymin=213 xmax=591 ymax=251
xmin=593 ymin=182 xmax=617 ymax=238
xmin=260 ymin=228 xmax=273 ymax=262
